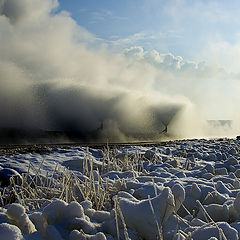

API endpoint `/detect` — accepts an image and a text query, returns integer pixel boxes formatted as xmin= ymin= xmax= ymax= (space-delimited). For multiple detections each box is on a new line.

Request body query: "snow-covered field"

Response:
xmin=1 ymin=138 xmax=240 ymax=239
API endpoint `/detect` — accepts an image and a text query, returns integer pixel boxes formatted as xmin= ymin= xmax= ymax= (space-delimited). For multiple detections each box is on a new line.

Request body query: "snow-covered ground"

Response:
xmin=0 ymin=138 xmax=240 ymax=239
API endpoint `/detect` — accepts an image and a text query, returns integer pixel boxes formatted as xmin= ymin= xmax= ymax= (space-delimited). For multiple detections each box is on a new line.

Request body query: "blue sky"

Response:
xmin=57 ymin=0 xmax=240 ymax=60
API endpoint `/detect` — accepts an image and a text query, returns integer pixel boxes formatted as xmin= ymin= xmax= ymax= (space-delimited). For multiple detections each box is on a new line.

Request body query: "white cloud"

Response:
xmin=124 ymin=46 xmax=199 ymax=72
xmin=201 ymin=39 xmax=240 ymax=74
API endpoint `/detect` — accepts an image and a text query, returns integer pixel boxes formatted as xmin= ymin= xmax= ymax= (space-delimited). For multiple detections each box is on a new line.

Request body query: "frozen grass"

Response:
xmin=1 ymin=166 xmax=107 ymax=211
xmin=0 ymin=146 xmax=147 ymax=211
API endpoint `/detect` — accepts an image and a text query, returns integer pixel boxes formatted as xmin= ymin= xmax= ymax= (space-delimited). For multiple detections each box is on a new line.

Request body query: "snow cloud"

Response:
xmin=0 ymin=0 xmax=238 ymax=142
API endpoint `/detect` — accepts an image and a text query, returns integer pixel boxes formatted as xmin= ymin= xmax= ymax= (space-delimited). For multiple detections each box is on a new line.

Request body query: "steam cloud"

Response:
xmin=0 ymin=0 xmax=238 ymax=142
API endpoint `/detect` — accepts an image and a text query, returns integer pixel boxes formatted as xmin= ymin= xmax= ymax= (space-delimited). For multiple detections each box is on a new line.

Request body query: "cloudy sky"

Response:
xmin=56 ymin=0 xmax=240 ymax=120
xmin=58 ymin=0 xmax=240 ymax=61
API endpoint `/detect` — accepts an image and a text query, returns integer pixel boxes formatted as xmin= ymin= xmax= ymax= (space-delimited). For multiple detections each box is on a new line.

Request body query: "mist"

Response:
xmin=0 ymin=0 xmax=239 ymax=143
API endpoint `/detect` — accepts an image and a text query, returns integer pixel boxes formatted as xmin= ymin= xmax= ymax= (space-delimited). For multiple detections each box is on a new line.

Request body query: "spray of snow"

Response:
xmin=0 ymin=0 xmax=238 ymax=142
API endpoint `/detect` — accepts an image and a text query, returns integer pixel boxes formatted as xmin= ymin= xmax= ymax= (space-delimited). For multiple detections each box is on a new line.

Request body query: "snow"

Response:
xmin=0 ymin=222 xmax=24 ymax=240
xmin=0 ymin=138 xmax=240 ymax=239
xmin=7 ymin=203 xmax=36 ymax=235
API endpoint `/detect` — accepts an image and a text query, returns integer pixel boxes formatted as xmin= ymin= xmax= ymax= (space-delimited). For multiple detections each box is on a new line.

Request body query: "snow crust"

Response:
xmin=0 ymin=138 xmax=240 ymax=239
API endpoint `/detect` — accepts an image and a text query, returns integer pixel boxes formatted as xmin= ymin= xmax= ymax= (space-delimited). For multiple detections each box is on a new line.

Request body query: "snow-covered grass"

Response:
xmin=0 ymin=138 xmax=240 ymax=239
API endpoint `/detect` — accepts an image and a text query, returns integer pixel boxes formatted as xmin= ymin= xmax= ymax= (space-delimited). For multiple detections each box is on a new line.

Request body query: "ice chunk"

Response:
xmin=190 ymin=183 xmax=202 ymax=199
xmin=45 ymin=225 xmax=63 ymax=240
xmin=80 ymin=200 xmax=93 ymax=213
xmin=191 ymin=222 xmax=238 ymax=240
xmin=7 ymin=203 xmax=36 ymax=235
xmin=29 ymin=212 xmax=46 ymax=236
xmin=65 ymin=201 xmax=85 ymax=219
xmin=69 ymin=230 xmax=107 ymax=240
xmin=233 ymin=192 xmax=240 ymax=215
xmin=118 ymin=187 xmax=175 ymax=240
xmin=197 ymin=204 xmax=229 ymax=222
xmin=0 ymin=223 xmax=23 ymax=240
xmin=7 ymin=203 xmax=25 ymax=220
xmin=42 ymin=199 xmax=68 ymax=224
xmin=91 ymin=210 xmax=111 ymax=223
xmin=172 ymin=183 xmax=185 ymax=212
xmin=67 ymin=217 xmax=97 ymax=234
